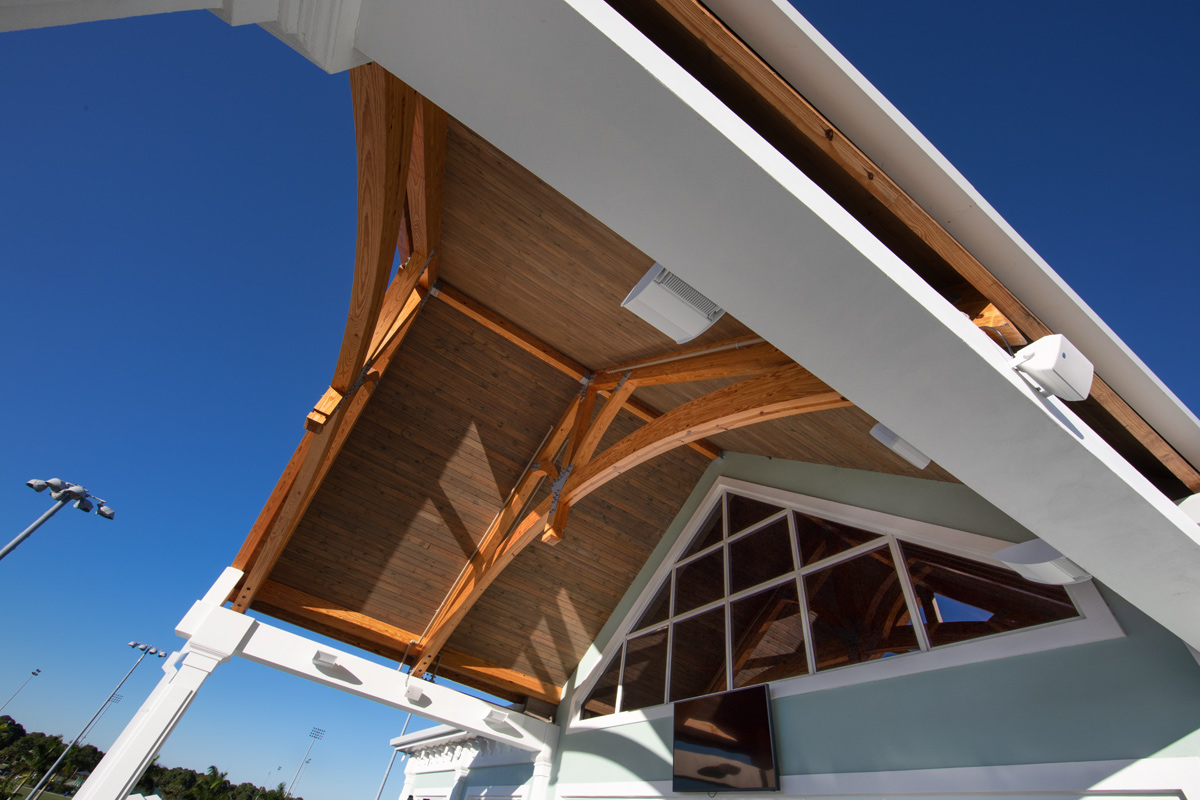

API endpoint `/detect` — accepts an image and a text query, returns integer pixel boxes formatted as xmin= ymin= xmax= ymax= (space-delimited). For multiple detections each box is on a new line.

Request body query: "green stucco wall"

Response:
xmin=409 ymin=768 xmax=454 ymax=792
xmin=463 ymin=762 xmax=533 ymax=791
xmin=552 ymin=454 xmax=1200 ymax=784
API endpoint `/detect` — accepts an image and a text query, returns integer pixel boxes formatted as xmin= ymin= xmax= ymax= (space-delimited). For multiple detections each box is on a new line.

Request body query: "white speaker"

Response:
xmin=1011 ymin=334 xmax=1094 ymax=401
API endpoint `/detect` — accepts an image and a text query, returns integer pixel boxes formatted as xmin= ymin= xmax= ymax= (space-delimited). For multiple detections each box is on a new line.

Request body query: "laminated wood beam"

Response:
xmin=637 ymin=0 xmax=1200 ymax=492
xmin=409 ymin=397 xmax=582 ymax=678
xmin=413 ymin=365 xmax=849 ymax=673
xmin=231 ymin=434 xmax=314 ymax=572
xmin=255 ymin=581 xmax=560 ymax=704
xmin=435 ymin=281 xmax=723 ymax=460
xmin=560 ymin=363 xmax=850 ymax=514
xmin=543 ymin=377 xmax=638 ymax=542
xmin=331 ymin=63 xmax=418 ymax=395
xmin=407 ymin=96 xmax=448 ymax=289
xmin=435 ymin=282 xmax=589 ymax=381
xmin=231 ymin=290 xmax=425 ymax=613
xmin=592 ymin=337 xmax=789 ymax=390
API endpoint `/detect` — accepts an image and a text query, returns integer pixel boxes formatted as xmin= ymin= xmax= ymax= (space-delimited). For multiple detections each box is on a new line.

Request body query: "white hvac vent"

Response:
xmin=621 ymin=263 xmax=725 ymax=343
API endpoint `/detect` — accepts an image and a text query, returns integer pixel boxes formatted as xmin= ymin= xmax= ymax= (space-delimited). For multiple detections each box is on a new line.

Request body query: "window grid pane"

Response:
xmin=581 ymin=489 xmax=1086 ymax=720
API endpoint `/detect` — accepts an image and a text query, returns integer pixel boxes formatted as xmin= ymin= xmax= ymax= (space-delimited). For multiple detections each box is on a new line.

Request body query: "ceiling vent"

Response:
xmin=621 ymin=263 xmax=724 ymax=344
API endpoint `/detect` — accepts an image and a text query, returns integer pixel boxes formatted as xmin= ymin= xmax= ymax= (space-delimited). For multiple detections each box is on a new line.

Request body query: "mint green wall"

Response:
xmin=409 ymin=769 xmax=454 ymax=792
xmin=553 ymin=454 xmax=1200 ymax=784
xmin=463 ymin=763 xmax=533 ymax=790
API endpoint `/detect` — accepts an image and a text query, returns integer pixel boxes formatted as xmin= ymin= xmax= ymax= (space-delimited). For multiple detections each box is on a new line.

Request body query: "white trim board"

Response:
xmin=569 ymin=477 xmax=1123 ymax=731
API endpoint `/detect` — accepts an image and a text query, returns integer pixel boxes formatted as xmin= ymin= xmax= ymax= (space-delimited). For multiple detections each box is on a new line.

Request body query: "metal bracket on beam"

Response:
xmin=546 ymin=463 xmax=574 ymax=519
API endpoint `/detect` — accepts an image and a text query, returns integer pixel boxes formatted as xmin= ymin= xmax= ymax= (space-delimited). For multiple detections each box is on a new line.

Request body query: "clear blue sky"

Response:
xmin=1 ymin=4 xmax=1197 ymax=800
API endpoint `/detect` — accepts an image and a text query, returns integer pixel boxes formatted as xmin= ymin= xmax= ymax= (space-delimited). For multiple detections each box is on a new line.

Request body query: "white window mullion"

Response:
xmin=790 ymin=511 xmax=817 ymax=675
xmin=889 ymin=535 xmax=932 ymax=652
xmin=615 ymin=639 xmax=627 ymax=713
xmin=800 ymin=538 xmax=889 ymax=575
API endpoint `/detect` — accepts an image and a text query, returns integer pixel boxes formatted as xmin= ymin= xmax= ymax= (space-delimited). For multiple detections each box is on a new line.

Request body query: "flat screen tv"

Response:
xmin=672 ymin=684 xmax=779 ymax=792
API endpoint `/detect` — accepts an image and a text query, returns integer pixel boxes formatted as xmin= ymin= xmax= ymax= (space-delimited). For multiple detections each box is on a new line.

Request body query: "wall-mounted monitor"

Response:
xmin=672 ymin=684 xmax=779 ymax=792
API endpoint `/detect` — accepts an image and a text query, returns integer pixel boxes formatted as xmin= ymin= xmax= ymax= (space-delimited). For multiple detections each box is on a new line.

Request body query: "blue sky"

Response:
xmin=1 ymin=4 xmax=1197 ymax=800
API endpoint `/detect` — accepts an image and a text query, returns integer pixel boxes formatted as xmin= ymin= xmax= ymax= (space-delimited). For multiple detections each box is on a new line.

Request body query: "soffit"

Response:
xmin=247 ymin=109 xmax=942 ymax=702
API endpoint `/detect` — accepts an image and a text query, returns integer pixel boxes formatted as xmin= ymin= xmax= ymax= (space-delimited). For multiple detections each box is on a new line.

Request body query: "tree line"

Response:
xmin=0 ymin=716 xmax=303 ymax=800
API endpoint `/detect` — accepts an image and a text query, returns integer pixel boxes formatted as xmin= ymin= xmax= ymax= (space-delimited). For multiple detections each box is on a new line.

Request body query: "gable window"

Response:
xmin=579 ymin=480 xmax=1112 ymax=721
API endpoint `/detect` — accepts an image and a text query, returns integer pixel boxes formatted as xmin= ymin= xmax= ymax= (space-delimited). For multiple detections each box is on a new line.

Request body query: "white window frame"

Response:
xmin=569 ymin=477 xmax=1124 ymax=731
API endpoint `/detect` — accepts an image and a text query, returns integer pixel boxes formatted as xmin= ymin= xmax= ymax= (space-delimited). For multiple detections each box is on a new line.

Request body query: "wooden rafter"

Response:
xmin=592 ymin=336 xmax=789 ymax=390
xmin=255 ymin=581 xmax=560 ymax=703
xmin=231 ymin=435 xmax=313 ymax=571
xmin=434 ymin=281 xmax=725 ymax=460
xmin=410 ymin=364 xmax=850 ymax=674
xmin=232 ymin=65 xmax=440 ymax=612
xmin=232 ymin=298 xmax=424 ymax=613
xmin=408 ymin=397 xmax=582 ymax=678
xmin=557 ymin=363 xmax=849 ymax=517
xmin=637 ymin=0 xmax=1200 ymax=492
xmin=543 ymin=377 xmax=638 ymax=542
xmin=407 ymin=96 xmax=448 ymax=289
xmin=330 ymin=62 xmax=417 ymax=396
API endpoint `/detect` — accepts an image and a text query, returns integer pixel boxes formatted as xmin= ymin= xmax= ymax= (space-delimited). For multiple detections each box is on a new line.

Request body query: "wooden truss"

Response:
xmin=229 ymin=46 xmax=1197 ymax=704
xmin=231 ymin=63 xmax=447 ymax=612
xmin=407 ymin=359 xmax=850 ymax=678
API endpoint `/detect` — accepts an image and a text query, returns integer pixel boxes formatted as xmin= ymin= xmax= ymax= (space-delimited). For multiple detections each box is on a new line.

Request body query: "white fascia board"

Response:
xmin=233 ymin=614 xmax=557 ymax=753
xmin=704 ymin=0 xmax=1200 ymax=469
xmin=351 ymin=0 xmax=1200 ymax=646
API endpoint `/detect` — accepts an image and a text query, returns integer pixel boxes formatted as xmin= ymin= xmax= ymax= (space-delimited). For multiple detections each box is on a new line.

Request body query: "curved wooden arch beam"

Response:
xmin=231 ymin=64 xmax=426 ymax=611
xmin=331 ymin=62 xmax=418 ymax=396
xmin=556 ymin=363 xmax=850 ymax=521
xmin=409 ymin=364 xmax=851 ymax=675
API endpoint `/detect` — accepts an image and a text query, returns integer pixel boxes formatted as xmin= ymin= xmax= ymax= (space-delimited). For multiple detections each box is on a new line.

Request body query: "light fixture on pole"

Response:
xmin=252 ymin=766 xmax=283 ymax=800
xmin=286 ymin=727 xmax=325 ymax=797
xmin=3 ymin=478 xmax=115 ymax=563
xmin=26 ymin=642 xmax=165 ymax=800
xmin=0 ymin=668 xmax=41 ymax=714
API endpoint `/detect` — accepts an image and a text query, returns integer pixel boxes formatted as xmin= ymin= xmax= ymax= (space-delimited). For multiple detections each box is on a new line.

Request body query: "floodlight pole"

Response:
xmin=0 ymin=668 xmax=42 ymax=714
xmin=0 ymin=499 xmax=68 ymax=562
xmin=287 ymin=727 xmax=324 ymax=797
xmin=27 ymin=643 xmax=163 ymax=800
xmin=372 ymin=713 xmax=412 ymax=800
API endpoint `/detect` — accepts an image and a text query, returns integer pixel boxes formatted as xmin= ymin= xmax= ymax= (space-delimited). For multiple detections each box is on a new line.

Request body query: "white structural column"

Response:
xmin=79 ymin=569 xmax=559 ymax=800
xmin=446 ymin=765 xmax=471 ymax=800
xmin=76 ymin=585 xmax=257 ymax=800
xmin=396 ymin=760 xmax=417 ymax=800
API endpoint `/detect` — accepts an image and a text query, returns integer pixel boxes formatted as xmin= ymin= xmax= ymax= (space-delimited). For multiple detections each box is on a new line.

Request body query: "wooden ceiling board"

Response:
xmin=438 ymin=120 xmax=755 ymax=370
xmin=448 ymin=413 xmax=711 ymax=687
xmin=266 ymin=301 xmax=581 ymax=636
xmin=256 ymin=108 xmax=962 ymax=701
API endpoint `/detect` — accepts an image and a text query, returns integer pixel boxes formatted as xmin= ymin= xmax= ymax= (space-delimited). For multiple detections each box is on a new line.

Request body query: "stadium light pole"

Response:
xmin=0 ymin=668 xmax=41 ymax=714
xmin=27 ymin=643 xmax=165 ymax=800
xmin=286 ymin=727 xmax=324 ymax=797
xmin=2 ymin=479 xmax=115 ymax=562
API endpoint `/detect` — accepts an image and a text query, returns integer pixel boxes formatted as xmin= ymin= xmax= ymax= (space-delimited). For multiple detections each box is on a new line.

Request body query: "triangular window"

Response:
xmin=580 ymin=483 xmax=1093 ymax=720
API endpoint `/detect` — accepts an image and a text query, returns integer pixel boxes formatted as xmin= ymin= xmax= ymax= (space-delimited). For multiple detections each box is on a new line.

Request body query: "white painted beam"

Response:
xmin=224 ymin=608 xmax=557 ymax=753
xmin=352 ymin=0 xmax=1200 ymax=647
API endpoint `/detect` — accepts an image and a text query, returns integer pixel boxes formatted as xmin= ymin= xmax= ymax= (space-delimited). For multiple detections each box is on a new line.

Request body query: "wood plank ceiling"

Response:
xmin=227 ymin=1 xmax=1200 ymax=708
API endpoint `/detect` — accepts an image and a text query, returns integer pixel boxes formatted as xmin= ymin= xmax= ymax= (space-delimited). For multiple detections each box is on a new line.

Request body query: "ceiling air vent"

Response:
xmin=621 ymin=263 xmax=725 ymax=344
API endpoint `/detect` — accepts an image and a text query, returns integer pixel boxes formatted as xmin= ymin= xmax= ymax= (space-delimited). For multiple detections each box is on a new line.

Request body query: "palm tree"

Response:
xmin=187 ymin=765 xmax=229 ymax=800
xmin=7 ymin=734 xmax=63 ymax=798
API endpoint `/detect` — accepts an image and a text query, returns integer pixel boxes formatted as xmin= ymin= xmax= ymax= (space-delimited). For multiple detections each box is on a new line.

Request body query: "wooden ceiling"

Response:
xmin=226 ymin=0 xmax=1200 ymax=708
